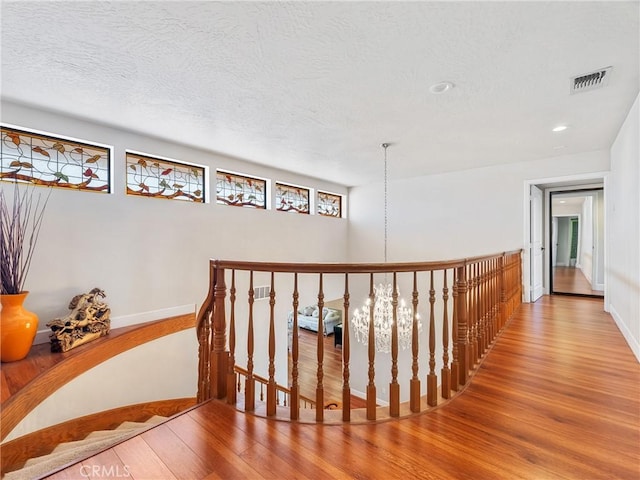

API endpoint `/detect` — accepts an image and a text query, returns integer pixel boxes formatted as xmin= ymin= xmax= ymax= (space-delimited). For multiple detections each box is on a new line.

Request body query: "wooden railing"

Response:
xmin=234 ymin=366 xmax=316 ymax=410
xmin=196 ymin=250 xmax=522 ymax=423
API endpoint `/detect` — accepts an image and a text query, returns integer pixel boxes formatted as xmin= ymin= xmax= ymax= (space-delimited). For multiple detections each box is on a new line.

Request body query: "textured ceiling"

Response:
xmin=1 ymin=1 xmax=638 ymax=187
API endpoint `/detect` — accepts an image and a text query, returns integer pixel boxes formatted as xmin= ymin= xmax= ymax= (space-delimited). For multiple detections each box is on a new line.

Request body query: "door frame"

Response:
xmin=522 ymin=171 xmax=609 ymax=309
xmin=530 ymin=184 xmax=544 ymax=302
xmin=549 ymin=188 xmax=603 ymax=297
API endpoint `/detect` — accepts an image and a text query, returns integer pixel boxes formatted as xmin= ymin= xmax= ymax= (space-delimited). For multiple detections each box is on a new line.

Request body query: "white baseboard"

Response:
xmin=609 ymin=304 xmax=640 ymax=363
xmin=593 ymin=283 xmax=604 ymax=292
xmin=33 ymin=304 xmax=196 ymax=345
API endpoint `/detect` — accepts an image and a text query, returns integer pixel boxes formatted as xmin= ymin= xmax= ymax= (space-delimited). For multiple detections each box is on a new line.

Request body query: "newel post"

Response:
xmin=455 ymin=265 xmax=469 ymax=385
xmin=211 ymin=265 xmax=229 ymax=399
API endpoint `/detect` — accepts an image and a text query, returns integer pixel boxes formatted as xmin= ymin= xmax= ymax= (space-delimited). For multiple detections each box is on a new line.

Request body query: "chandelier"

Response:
xmin=351 ymin=144 xmax=422 ymax=353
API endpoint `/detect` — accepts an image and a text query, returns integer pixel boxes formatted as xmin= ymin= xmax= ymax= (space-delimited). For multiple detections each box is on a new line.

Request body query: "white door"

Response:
xmin=530 ymin=185 xmax=544 ymax=302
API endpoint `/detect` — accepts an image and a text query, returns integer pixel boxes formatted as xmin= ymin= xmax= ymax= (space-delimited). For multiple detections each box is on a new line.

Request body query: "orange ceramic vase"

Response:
xmin=1 ymin=292 xmax=39 ymax=362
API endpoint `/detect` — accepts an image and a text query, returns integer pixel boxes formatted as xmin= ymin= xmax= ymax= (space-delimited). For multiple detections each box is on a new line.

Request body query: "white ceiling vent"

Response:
xmin=570 ymin=67 xmax=612 ymax=94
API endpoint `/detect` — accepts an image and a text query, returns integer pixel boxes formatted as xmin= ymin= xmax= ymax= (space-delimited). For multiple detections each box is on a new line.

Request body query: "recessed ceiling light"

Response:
xmin=553 ymin=145 xmax=567 ymax=150
xmin=552 ymin=125 xmax=568 ymax=132
xmin=559 ymin=200 xmax=566 ymax=204
xmin=429 ymin=81 xmax=454 ymax=94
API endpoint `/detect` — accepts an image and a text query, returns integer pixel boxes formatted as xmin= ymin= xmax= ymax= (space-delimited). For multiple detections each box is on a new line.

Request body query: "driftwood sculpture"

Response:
xmin=47 ymin=288 xmax=111 ymax=352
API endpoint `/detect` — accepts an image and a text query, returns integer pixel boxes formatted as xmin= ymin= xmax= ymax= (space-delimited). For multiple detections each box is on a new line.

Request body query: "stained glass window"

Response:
xmin=216 ymin=170 xmax=266 ymax=209
xmin=317 ymin=191 xmax=342 ymax=218
xmin=0 ymin=126 xmax=111 ymax=192
xmin=126 ymin=152 xmax=205 ymax=203
xmin=275 ymin=182 xmax=310 ymax=214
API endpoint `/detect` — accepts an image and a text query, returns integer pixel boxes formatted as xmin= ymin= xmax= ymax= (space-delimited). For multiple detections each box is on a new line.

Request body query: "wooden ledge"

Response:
xmin=0 ymin=313 xmax=195 ymax=441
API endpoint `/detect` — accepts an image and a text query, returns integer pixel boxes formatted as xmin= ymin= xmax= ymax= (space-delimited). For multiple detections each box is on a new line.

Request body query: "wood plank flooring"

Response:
xmin=553 ymin=266 xmax=604 ymax=296
xmin=289 ymin=329 xmax=368 ymax=409
xmin=47 ymin=296 xmax=640 ymax=479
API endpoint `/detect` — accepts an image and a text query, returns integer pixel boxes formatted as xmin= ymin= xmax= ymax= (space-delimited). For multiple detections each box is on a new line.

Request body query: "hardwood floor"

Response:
xmin=288 ymin=329 xmax=368 ymax=409
xmin=553 ymin=266 xmax=604 ymax=296
xmin=46 ymin=296 xmax=640 ymax=479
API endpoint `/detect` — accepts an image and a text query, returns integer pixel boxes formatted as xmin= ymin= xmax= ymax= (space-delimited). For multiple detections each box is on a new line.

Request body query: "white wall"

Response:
xmin=1 ymin=100 xmax=349 ymax=332
xmin=581 ymin=199 xmax=594 ymax=281
xmin=595 ymin=190 xmax=605 ymax=289
xmin=1 ymin=100 xmax=350 ymax=438
xmin=348 ymin=150 xmax=609 ymax=263
xmin=556 ymin=217 xmax=573 ymax=267
xmin=608 ymin=93 xmax=640 ymax=362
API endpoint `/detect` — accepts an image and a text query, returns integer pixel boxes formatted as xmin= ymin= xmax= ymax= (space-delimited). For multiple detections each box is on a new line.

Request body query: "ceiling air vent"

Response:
xmin=570 ymin=67 xmax=612 ymax=94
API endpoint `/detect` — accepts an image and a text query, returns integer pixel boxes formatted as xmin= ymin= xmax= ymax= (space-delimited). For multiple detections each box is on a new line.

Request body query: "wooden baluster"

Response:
xmin=441 ymin=269 xmax=451 ymax=399
xmin=450 ymin=274 xmax=459 ymax=392
xmin=427 ymin=271 xmax=437 ymax=407
xmin=469 ymin=264 xmax=477 ymax=368
xmin=505 ymin=254 xmax=510 ymax=314
xmin=498 ymin=254 xmax=506 ymax=331
xmin=517 ymin=253 xmax=522 ymax=310
xmin=212 ymin=266 xmax=228 ymax=399
xmin=290 ymin=273 xmax=300 ymax=420
xmin=366 ymin=273 xmax=376 ymax=421
xmin=467 ymin=265 xmax=476 ymax=369
xmin=467 ymin=265 xmax=473 ymax=368
xmin=518 ymin=251 xmax=523 ymax=309
xmin=267 ymin=272 xmax=276 ymax=416
xmin=227 ymin=270 xmax=237 ymax=405
xmin=342 ymin=274 xmax=351 ymax=422
xmin=410 ymin=271 xmax=421 ymax=412
xmin=456 ymin=265 xmax=469 ymax=386
xmin=497 ymin=257 xmax=501 ymax=327
xmin=487 ymin=260 xmax=492 ymax=348
xmin=245 ymin=271 xmax=255 ymax=412
xmin=485 ymin=260 xmax=490 ymax=348
xmin=478 ymin=261 xmax=489 ymax=354
xmin=511 ymin=255 xmax=516 ymax=314
xmin=491 ymin=258 xmax=497 ymax=340
xmin=390 ymin=273 xmax=400 ymax=417
xmin=487 ymin=258 xmax=496 ymax=342
xmin=499 ymin=254 xmax=506 ymax=330
xmin=478 ymin=261 xmax=487 ymax=352
xmin=479 ymin=261 xmax=486 ymax=357
xmin=498 ymin=256 xmax=503 ymax=328
xmin=316 ymin=274 xmax=325 ymax=422
xmin=476 ymin=263 xmax=483 ymax=361
xmin=196 ymin=261 xmax=214 ymax=403
xmin=488 ymin=259 xmax=493 ymax=347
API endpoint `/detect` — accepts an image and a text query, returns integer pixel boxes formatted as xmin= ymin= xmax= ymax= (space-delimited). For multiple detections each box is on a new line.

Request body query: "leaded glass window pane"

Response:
xmin=275 ymin=182 xmax=309 ymax=214
xmin=317 ymin=191 xmax=342 ymax=218
xmin=216 ymin=170 xmax=266 ymax=209
xmin=1 ymin=126 xmax=111 ymax=192
xmin=126 ymin=152 xmax=205 ymax=203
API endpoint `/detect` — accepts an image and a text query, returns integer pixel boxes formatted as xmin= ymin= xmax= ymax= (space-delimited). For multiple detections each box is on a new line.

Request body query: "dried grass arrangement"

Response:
xmin=0 ymin=183 xmax=51 ymax=295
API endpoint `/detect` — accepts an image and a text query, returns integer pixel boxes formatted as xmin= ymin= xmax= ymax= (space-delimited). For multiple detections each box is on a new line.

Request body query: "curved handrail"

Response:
xmin=204 ymin=249 xmax=521 ymax=274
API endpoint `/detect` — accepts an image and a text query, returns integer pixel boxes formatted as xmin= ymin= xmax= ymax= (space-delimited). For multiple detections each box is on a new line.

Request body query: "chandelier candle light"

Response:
xmin=351 ymin=143 xmax=422 ymax=353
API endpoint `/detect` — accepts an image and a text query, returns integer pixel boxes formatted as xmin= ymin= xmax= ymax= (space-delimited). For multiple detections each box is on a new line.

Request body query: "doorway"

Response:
xmin=549 ymin=189 xmax=604 ymax=297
